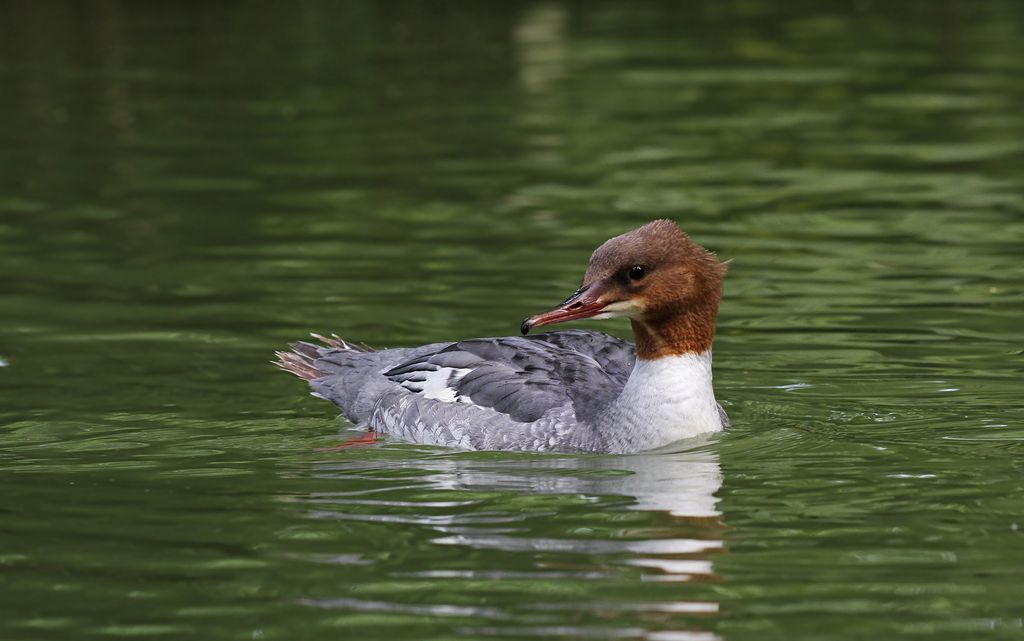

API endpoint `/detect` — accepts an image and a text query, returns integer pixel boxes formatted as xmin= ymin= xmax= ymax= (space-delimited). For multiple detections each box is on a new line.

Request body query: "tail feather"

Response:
xmin=273 ymin=349 xmax=321 ymax=381
xmin=309 ymin=332 xmax=374 ymax=353
xmin=273 ymin=332 xmax=373 ymax=381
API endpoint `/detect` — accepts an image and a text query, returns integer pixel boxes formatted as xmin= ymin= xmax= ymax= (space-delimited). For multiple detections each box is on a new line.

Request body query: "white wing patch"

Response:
xmin=399 ymin=367 xmax=472 ymax=403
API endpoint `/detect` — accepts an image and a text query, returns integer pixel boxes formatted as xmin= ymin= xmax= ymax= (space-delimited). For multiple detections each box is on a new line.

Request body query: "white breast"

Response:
xmin=598 ymin=351 xmax=724 ymax=453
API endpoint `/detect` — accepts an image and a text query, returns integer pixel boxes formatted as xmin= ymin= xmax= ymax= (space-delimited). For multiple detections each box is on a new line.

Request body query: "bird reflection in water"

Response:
xmin=299 ymin=437 xmax=724 ymax=640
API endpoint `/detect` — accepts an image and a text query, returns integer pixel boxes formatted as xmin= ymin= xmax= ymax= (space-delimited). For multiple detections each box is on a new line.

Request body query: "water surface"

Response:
xmin=2 ymin=2 xmax=1023 ymax=640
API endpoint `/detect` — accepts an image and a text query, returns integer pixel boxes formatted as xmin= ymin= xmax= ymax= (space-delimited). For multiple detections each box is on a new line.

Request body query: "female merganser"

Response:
xmin=276 ymin=219 xmax=729 ymax=453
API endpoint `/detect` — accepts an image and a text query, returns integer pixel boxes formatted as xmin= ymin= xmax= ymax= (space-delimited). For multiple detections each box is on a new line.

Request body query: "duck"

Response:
xmin=275 ymin=219 xmax=729 ymax=453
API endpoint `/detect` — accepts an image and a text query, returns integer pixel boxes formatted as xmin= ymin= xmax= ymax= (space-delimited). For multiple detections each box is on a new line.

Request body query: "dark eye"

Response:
xmin=628 ymin=265 xmax=647 ymax=281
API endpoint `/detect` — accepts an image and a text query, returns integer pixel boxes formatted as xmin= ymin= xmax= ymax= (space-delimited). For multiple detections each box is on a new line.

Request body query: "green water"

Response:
xmin=2 ymin=2 xmax=1023 ymax=639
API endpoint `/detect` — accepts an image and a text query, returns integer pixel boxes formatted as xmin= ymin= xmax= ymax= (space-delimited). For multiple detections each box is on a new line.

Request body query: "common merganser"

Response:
xmin=276 ymin=219 xmax=729 ymax=453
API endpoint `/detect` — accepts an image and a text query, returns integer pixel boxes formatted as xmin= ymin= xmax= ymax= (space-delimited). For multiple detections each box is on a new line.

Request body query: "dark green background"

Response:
xmin=2 ymin=2 xmax=1023 ymax=639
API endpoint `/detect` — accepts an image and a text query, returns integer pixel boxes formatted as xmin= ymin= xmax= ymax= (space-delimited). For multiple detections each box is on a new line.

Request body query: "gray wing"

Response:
xmin=386 ymin=332 xmax=632 ymax=424
xmin=519 ymin=329 xmax=635 ymax=385
xmin=352 ymin=331 xmax=631 ymax=451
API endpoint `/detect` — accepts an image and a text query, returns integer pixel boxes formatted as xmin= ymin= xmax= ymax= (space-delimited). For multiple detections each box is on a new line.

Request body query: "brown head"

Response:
xmin=521 ymin=220 xmax=726 ymax=359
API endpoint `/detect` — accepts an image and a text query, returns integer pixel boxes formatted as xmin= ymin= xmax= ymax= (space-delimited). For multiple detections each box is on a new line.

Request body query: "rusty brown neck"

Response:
xmin=631 ymin=298 xmax=719 ymax=360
